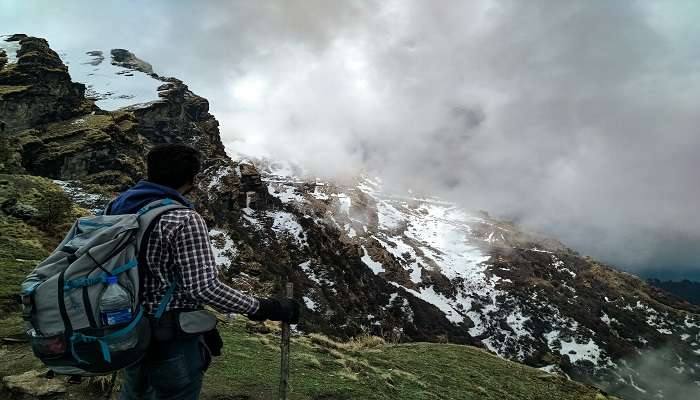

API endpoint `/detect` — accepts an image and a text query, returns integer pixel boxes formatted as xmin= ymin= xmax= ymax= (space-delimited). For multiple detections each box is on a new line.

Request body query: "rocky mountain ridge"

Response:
xmin=1 ymin=34 xmax=699 ymax=400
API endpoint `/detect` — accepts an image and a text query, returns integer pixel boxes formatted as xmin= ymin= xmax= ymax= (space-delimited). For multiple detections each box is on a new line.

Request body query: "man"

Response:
xmin=110 ymin=144 xmax=299 ymax=400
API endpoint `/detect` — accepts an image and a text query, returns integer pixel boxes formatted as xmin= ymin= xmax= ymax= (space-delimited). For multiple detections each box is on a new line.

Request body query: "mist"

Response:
xmin=603 ymin=346 xmax=700 ymax=399
xmin=2 ymin=0 xmax=699 ymax=278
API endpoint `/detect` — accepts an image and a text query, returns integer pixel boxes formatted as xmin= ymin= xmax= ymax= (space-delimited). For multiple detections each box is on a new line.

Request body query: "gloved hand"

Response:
xmin=248 ymin=298 xmax=300 ymax=324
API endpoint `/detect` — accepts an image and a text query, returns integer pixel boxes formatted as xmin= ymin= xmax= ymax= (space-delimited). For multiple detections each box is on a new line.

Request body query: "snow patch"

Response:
xmin=209 ymin=228 xmax=236 ymax=268
xmin=268 ymin=184 xmax=305 ymax=204
xmin=207 ymin=166 xmax=232 ymax=191
xmin=404 ymin=286 xmax=464 ymax=324
xmin=59 ymin=48 xmax=162 ymax=110
xmin=0 ymin=36 xmax=21 ymax=64
xmin=269 ymin=211 xmax=307 ymax=245
xmin=546 ymin=330 xmax=604 ymax=365
xmin=361 ymin=246 xmax=385 ymax=274
xmin=303 ymin=296 xmax=319 ymax=311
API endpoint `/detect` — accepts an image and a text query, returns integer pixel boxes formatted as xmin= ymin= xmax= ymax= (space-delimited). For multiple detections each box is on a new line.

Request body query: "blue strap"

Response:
xmin=63 ymin=259 xmax=138 ymax=291
xmin=71 ymin=307 xmax=144 ymax=364
xmin=112 ymin=259 xmax=138 ymax=275
xmin=154 ymin=280 xmax=178 ymax=319
xmin=64 ymin=276 xmax=106 ymax=291
xmin=137 ymin=198 xmax=174 ymax=216
xmin=78 ymin=220 xmax=114 ymax=228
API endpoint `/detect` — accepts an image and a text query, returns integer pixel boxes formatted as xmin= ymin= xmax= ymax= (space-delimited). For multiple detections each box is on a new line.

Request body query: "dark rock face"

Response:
xmin=0 ymin=36 xmax=93 ymax=134
xmin=16 ymin=112 xmax=147 ymax=189
xmin=126 ymin=78 xmax=228 ymax=169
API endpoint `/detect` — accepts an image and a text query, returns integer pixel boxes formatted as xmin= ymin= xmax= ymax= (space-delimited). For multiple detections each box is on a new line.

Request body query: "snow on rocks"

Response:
xmin=268 ymin=184 xmax=305 ymax=204
xmin=361 ymin=246 xmax=385 ymax=274
xmin=303 ymin=296 xmax=319 ymax=311
xmin=551 ymin=255 xmax=576 ymax=277
xmin=207 ymin=166 xmax=232 ymax=191
xmin=0 ymin=35 xmax=21 ymax=64
xmin=52 ymin=179 xmax=108 ymax=214
xmin=404 ymin=286 xmax=465 ymax=324
xmin=250 ymin=167 xmax=700 ymax=394
xmin=209 ymin=228 xmax=236 ymax=269
xmin=241 ymin=208 xmax=263 ymax=230
xmin=58 ymin=48 xmax=162 ymax=110
xmin=298 ymin=260 xmax=336 ymax=292
xmin=270 ymin=211 xmax=307 ymax=245
xmin=311 ymin=184 xmax=330 ymax=200
xmin=542 ymin=315 xmax=612 ymax=367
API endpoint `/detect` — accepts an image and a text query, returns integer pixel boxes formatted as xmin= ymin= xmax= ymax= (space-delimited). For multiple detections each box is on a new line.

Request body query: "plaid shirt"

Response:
xmin=142 ymin=208 xmax=259 ymax=315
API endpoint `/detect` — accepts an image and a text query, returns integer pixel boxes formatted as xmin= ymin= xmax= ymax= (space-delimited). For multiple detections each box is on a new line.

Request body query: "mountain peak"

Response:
xmin=2 ymin=34 xmax=699 ymax=400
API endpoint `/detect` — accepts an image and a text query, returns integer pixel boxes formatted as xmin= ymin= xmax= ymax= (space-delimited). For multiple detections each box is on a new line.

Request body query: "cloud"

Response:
xmin=4 ymin=0 xmax=699 ymax=276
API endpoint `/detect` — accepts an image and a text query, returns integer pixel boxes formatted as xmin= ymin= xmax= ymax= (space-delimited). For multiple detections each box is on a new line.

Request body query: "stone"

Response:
xmin=7 ymin=202 xmax=39 ymax=220
xmin=2 ymin=370 xmax=67 ymax=397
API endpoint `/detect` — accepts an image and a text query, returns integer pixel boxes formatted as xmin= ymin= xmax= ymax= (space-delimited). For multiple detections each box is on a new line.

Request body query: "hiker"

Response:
xmin=107 ymin=144 xmax=300 ymax=400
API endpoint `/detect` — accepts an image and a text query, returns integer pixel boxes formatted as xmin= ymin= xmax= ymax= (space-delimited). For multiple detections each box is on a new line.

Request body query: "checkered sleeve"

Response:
xmin=173 ymin=211 xmax=259 ymax=315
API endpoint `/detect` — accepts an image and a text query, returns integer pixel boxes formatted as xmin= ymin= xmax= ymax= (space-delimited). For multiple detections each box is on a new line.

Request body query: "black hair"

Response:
xmin=146 ymin=143 xmax=201 ymax=189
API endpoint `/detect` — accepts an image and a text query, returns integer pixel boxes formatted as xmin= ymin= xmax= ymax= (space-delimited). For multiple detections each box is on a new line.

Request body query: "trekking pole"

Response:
xmin=279 ymin=282 xmax=293 ymax=400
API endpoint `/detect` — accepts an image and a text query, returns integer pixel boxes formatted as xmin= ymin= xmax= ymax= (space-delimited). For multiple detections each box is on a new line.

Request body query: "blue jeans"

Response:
xmin=119 ymin=335 xmax=210 ymax=400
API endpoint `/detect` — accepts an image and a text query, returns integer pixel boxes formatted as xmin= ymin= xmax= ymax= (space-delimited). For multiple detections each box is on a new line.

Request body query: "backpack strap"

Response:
xmin=154 ymin=278 xmax=178 ymax=319
xmin=135 ymin=199 xmax=191 ymax=317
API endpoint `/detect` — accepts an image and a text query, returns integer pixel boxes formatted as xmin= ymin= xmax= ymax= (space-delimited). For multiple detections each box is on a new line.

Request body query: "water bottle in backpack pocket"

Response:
xmin=99 ymin=276 xmax=132 ymax=326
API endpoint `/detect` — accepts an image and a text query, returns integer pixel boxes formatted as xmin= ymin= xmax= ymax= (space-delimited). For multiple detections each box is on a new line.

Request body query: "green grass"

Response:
xmin=200 ymin=320 xmax=611 ymax=400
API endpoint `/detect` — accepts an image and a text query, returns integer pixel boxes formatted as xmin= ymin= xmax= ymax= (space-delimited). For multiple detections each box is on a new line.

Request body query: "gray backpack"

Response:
xmin=20 ymin=198 xmax=187 ymax=376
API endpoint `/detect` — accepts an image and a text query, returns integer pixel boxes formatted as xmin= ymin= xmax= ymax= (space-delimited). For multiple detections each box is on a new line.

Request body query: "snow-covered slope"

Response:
xmin=58 ymin=49 xmax=162 ymax=110
xmin=249 ymin=160 xmax=700 ymax=399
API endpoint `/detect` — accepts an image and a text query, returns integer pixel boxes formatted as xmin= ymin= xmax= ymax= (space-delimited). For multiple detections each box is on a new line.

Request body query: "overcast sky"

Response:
xmin=3 ymin=0 xmax=699 ymax=279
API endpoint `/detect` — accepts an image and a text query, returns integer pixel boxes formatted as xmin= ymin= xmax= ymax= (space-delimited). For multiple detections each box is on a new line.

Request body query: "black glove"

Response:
xmin=248 ymin=298 xmax=300 ymax=324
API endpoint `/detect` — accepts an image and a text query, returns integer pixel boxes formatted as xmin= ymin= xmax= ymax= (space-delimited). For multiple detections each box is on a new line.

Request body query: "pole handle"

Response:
xmin=285 ymin=282 xmax=293 ymax=299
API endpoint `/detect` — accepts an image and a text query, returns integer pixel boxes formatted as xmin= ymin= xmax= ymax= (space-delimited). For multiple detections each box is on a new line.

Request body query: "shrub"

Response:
xmin=34 ymin=189 xmax=73 ymax=229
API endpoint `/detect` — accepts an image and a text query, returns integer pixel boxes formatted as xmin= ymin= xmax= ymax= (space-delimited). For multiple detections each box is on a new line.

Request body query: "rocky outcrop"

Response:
xmin=0 ymin=35 xmax=93 ymax=134
xmin=16 ymin=112 xmax=147 ymax=189
xmin=125 ymin=78 xmax=228 ymax=167
xmin=110 ymin=49 xmax=154 ymax=74
xmin=0 ymin=35 xmax=236 ymax=192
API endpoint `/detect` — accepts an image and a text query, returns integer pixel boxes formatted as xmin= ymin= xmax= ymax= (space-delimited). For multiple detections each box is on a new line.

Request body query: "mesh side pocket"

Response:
xmin=31 ymin=333 xmax=68 ymax=360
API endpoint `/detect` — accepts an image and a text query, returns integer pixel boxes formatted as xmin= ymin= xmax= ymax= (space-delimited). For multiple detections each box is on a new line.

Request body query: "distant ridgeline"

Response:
xmin=2 ymin=34 xmax=700 ymax=400
xmin=648 ymin=279 xmax=700 ymax=306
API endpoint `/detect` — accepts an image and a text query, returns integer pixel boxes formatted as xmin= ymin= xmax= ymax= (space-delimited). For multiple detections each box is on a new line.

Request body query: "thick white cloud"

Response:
xmin=3 ymin=0 xmax=699 ymax=276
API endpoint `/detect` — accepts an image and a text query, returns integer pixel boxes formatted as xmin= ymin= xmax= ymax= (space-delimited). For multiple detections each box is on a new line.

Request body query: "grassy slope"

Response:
xmin=0 ymin=174 xmax=613 ymax=400
xmin=202 ymin=321 xmax=611 ymax=400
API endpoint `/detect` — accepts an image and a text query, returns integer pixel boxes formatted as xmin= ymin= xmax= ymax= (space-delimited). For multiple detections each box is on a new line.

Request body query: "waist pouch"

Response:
xmin=150 ymin=310 xmax=222 ymax=356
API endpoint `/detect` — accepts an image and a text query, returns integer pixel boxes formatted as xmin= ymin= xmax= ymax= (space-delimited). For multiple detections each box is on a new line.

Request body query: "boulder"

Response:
xmin=7 ymin=202 xmax=39 ymax=220
xmin=2 ymin=370 xmax=67 ymax=397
